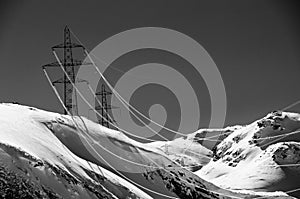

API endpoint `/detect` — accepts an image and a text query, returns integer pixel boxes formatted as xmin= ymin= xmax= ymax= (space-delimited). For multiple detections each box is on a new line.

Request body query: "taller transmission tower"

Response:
xmin=95 ymin=84 xmax=117 ymax=128
xmin=43 ymin=26 xmax=89 ymax=115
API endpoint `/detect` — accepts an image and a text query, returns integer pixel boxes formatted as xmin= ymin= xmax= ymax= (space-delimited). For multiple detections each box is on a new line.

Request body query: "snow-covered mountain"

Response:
xmin=196 ymin=111 xmax=300 ymax=198
xmin=0 ymin=103 xmax=297 ymax=199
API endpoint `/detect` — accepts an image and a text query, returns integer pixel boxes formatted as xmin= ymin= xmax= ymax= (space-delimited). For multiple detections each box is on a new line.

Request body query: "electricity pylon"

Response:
xmin=95 ymin=84 xmax=118 ymax=128
xmin=43 ymin=26 xmax=90 ymax=115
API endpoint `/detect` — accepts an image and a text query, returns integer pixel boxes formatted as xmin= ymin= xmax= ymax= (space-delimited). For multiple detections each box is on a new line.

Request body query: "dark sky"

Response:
xmin=0 ymin=0 xmax=300 ymax=134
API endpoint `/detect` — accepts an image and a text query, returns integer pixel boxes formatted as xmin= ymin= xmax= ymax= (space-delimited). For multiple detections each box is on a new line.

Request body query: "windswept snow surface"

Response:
xmin=196 ymin=111 xmax=300 ymax=198
xmin=0 ymin=104 xmax=296 ymax=199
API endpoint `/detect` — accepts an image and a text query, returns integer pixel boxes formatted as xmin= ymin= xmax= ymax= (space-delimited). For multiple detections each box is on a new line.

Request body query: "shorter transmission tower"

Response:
xmin=95 ymin=84 xmax=118 ymax=128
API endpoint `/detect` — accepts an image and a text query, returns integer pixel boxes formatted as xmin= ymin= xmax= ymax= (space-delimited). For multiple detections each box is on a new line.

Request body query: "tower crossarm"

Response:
xmin=52 ymin=78 xmax=87 ymax=84
xmin=52 ymin=43 xmax=84 ymax=49
xmin=42 ymin=59 xmax=91 ymax=68
xmin=95 ymin=105 xmax=119 ymax=110
xmin=95 ymin=91 xmax=112 ymax=96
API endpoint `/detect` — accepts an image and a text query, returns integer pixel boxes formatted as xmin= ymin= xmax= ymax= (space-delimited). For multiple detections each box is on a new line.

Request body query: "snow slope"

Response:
xmin=196 ymin=111 xmax=300 ymax=198
xmin=0 ymin=103 xmax=152 ymax=199
xmin=0 ymin=104 xmax=295 ymax=199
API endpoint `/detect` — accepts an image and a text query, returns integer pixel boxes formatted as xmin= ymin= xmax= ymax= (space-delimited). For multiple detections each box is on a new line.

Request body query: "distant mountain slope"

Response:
xmin=145 ymin=126 xmax=242 ymax=171
xmin=0 ymin=104 xmax=295 ymax=199
xmin=196 ymin=111 xmax=300 ymax=198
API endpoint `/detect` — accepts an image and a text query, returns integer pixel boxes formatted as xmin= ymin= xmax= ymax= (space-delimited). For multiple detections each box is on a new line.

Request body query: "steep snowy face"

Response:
xmin=196 ymin=111 xmax=300 ymax=198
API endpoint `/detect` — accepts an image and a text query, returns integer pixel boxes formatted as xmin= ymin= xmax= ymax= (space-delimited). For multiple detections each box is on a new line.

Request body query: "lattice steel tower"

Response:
xmin=95 ymin=84 xmax=117 ymax=128
xmin=43 ymin=26 xmax=89 ymax=115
